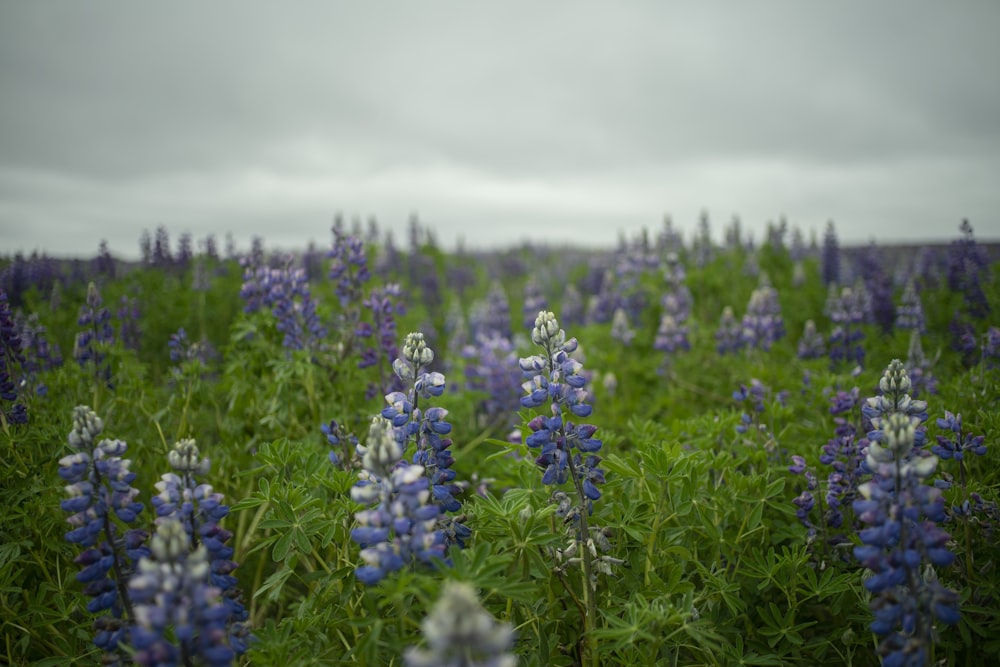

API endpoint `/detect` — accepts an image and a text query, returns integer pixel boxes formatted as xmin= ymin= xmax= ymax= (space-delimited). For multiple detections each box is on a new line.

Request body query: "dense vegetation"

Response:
xmin=2 ymin=217 xmax=998 ymax=666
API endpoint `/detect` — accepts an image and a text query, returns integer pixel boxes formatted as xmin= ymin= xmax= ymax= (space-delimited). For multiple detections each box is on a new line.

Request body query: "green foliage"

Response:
xmin=2 ymin=236 xmax=999 ymax=666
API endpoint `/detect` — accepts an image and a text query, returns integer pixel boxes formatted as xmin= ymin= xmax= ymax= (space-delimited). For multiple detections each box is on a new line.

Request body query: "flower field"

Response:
xmin=2 ymin=217 xmax=998 ymax=666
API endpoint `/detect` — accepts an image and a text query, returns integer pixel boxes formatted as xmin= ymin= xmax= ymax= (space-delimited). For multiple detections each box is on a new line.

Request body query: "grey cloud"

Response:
xmin=1 ymin=2 xmax=998 ymax=259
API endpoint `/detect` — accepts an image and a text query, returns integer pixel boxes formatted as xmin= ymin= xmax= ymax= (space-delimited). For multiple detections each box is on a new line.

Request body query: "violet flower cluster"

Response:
xmin=895 ymin=281 xmax=925 ymax=333
xmin=152 ymin=439 xmax=249 ymax=654
xmin=359 ymin=283 xmax=406 ymax=399
xmin=321 ymin=418 xmax=358 ymax=468
xmin=741 ymin=275 xmax=785 ymax=351
xmin=383 ymin=333 xmax=464 ymax=519
xmin=933 ymin=411 xmax=987 ymax=463
xmin=856 ymin=243 xmax=896 ymax=335
xmin=59 ymin=406 xmax=149 ymax=654
xmin=117 ymin=295 xmax=142 ymax=352
xmin=654 ymin=255 xmax=691 ymax=354
xmin=470 ymin=283 xmax=512 ymax=340
xmin=349 ymin=416 xmax=448 ymax=585
xmin=239 ymin=256 xmax=327 ymax=351
xmin=522 ymin=279 xmax=548 ymax=330
xmin=715 ymin=306 xmax=744 ymax=355
xmin=827 ymin=285 xmax=867 ymax=370
xmin=520 ymin=311 xmax=605 ymax=513
xmin=789 ymin=387 xmax=870 ymax=551
xmin=167 ymin=327 xmax=217 ymax=371
xmin=13 ymin=309 xmax=62 ymax=399
xmin=610 ymin=307 xmax=636 ymax=346
xmin=462 ymin=331 xmax=522 ymax=424
xmin=654 ymin=312 xmax=691 ymax=358
xmin=797 ymin=320 xmax=826 ymax=360
xmin=74 ymin=282 xmax=116 ymax=385
xmin=328 ymin=223 xmax=371 ymax=307
xmin=584 ymin=269 xmax=619 ymax=326
xmin=852 ymin=361 xmax=959 ymax=667
xmin=1 ymin=290 xmax=28 ymax=425
xmin=129 ymin=520 xmax=236 ymax=666
xmin=947 ymin=219 xmax=991 ymax=321
xmin=822 ymin=220 xmax=840 ymax=286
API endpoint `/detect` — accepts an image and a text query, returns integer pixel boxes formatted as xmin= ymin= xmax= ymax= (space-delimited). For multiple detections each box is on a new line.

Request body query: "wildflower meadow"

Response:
xmin=2 ymin=216 xmax=999 ymax=666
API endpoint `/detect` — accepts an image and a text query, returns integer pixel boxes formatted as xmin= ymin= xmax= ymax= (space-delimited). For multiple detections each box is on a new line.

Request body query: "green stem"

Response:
xmin=565 ymin=447 xmax=598 ymax=667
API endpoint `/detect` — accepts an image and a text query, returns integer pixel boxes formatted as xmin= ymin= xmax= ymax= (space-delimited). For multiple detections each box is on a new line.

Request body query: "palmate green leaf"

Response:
xmin=602 ymin=452 xmax=643 ymax=479
xmin=255 ymin=561 xmax=297 ymax=603
xmin=271 ymin=530 xmax=296 ymax=562
xmin=729 ymin=635 xmax=787 ymax=666
xmin=447 ymin=541 xmax=539 ymax=605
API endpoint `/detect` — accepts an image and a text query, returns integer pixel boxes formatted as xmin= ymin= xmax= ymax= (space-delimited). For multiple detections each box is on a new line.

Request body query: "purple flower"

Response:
xmin=895 ymin=280 xmax=925 ymax=333
xmin=328 ymin=224 xmax=371 ymax=307
xmin=853 ymin=412 xmax=959 ymax=664
xmin=59 ymin=406 xmax=149 ymax=654
xmin=520 ymin=311 xmax=605 ymax=511
xmin=797 ymin=320 xmax=826 ymax=360
xmin=610 ymin=307 xmax=635 ymax=346
xmin=947 ymin=219 xmax=991 ymax=320
xmin=74 ymin=282 xmax=115 ymax=385
xmin=715 ymin=306 xmax=744 ymax=355
xmin=151 ymin=439 xmax=248 ymax=648
xmin=827 ymin=286 xmax=867 ymax=369
xmin=0 ymin=291 xmax=28 ymax=424
xmin=851 ymin=365 xmax=960 ymax=666
xmin=129 ymin=520 xmax=237 ymax=666
xmin=462 ymin=332 xmax=522 ymax=422
xmin=349 ymin=418 xmax=448 ymax=584
xmin=933 ymin=411 xmax=986 ymax=460
xmin=655 ymin=314 xmax=690 ymax=356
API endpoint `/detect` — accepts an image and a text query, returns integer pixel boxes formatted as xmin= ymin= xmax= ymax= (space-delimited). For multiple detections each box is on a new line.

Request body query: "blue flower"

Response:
xmin=59 ymin=406 xmax=149 ymax=654
xmin=519 ymin=311 xmax=606 ymax=514
xmin=349 ymin=418 xmax=448 ymax=585
xmin=129 ymin=520 xmax=236 ymax=666
xmin=932 ymin=411 xmax=987 ymax=460
xmin=851 ymin=363 xmax=960 ymax=667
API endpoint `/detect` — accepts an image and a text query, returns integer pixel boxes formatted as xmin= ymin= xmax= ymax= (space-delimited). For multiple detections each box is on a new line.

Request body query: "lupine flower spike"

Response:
xmin=404 ymin=582 xmax=516 ymax=667
xmin=520 ymin=310 xmax=611 ymax=667
xmin=152 ymin=439 xmax=250 ymax=654
xmin=59 ymin=406 xmax=148 ymax=655
xmin=0 ymin=290 xmax=28 ymax=425
xmin=129 ymin=519 xmax=236 ymax=666
xmin=853 ymin=361 xmax=959 ymax=667
xmin=350 ymin=416 xmax=448 ymax=585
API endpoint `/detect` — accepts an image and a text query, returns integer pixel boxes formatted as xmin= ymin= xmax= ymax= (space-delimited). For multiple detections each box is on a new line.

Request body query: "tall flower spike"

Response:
xmin=59 ymin=406 xmax=148 ymax=655
xmin=153 ymin=439 xmax=249 ymax=653
xmin=384 ymin=332 xmax=465 ymax=523
xmin=404 ymin=582 xmax=516 ymax=667
xmin=462 ymin=331 xmax=522 ymax=423
xmin=715 ymin=306 xmax=743 ymax=356
xmin=350 ymin=417 xmax=447 ymax=585
xmin=521 ymin=312 xmax=604 ymax=496
xmin=740 ymin=274 xmax=785 ymax=351
xmin=610 ymin=307 xmax=635 ymax=346
xmin=0 ymin=290 xmax=28 ymax=425
xmin=129 ymin=519 xmax=236 ymax=666
xmin=74 ymin=282 xmax=115 ymax=386
xmin=797 ymin=320 xmax=825 ymax=360
xmin=853 ymin=412 xmax=959 ymax=667
xmin=862 ymin=359 xmax=928 ymax=444
xmin=519 ymin=306 xmax=616 ymax=660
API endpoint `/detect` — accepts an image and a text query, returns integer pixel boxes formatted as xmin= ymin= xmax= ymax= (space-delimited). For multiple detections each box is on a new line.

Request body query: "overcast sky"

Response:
xmin=2 ymin=3 xmax=999 ymax=259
